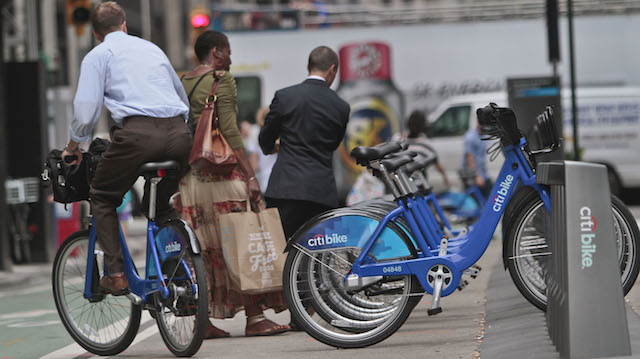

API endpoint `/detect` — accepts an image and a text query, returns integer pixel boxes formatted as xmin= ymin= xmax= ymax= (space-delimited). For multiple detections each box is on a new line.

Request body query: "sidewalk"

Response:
xmin=481 ymin=257 xmax=640 ymax=358
xmin=0 ymin=218 xmax=148 ymax=291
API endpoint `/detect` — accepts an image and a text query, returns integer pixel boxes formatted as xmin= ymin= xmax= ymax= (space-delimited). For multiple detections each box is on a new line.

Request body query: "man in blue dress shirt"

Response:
xmin=61 ymin=2 xmax=191 ymax=294
xmin=462 ymin=116 xmax=492 ymax=198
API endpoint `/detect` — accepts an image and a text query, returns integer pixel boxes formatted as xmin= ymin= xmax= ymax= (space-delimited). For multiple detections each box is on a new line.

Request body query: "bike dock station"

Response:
xmin=537 ymin=161 xmax=631 ymax=358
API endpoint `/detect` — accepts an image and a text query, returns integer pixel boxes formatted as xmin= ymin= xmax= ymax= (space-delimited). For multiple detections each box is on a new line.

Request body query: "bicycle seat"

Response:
xmin=351 ymin=142 xmax=403 ymax=165
xmin=404 ymin=155 xmax=437 ymax=174
xmin=380 ymin=155 xmax=414 ymax=172
xmin=137 ymin=161 xmax=180 ymax=178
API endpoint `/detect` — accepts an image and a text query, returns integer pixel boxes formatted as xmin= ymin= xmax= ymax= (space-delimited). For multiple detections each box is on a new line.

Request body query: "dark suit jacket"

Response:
xmin=259 ymin=78 xmax=350 ymax=208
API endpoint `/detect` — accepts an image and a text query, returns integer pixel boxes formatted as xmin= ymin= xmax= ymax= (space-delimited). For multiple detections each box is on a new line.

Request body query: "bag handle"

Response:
xmin=206 ymin=72 xmax=222 ymax=130
xmin=205 ymin=71 xmax=221 ymax=105
xmin=245 ymin=196 xmax=266 ymax=214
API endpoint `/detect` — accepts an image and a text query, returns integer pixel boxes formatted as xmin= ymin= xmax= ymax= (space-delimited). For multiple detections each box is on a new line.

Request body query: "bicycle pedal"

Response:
xmin=457 ymin=280 xmax=469 ymax=291
xmin=427 ymin=307 xmax=443 ymax=316
xmin=472 ymin=264 xmax=482 ymax=271
xmin=463 ymin=267 xmax=481 ymax=279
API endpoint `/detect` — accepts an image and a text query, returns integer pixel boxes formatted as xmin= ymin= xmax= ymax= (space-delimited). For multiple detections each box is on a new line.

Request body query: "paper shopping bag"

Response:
xmin=217 ymin=205 xmax=287 ymax=294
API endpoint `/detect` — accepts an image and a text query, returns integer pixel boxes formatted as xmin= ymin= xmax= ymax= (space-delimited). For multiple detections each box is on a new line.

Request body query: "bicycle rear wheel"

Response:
xmin=153 ymin=221 xmax=208 ymax=357
xmin=52 ymin=230 xmax=142 ymax=356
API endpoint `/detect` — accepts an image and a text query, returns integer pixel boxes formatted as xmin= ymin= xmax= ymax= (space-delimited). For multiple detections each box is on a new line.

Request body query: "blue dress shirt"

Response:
xmin=462 ymin=128 xmax=488 ymax=179
xmin=70 ymin=31 xmax=189 ymax=143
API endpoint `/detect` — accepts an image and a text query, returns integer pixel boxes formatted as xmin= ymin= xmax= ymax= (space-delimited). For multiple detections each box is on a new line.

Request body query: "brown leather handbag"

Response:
xmin=188 ymin=71 xmax=238 ymax=174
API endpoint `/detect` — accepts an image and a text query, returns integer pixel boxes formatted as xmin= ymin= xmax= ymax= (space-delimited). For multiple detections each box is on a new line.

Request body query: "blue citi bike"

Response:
xmin=48 ymin=160 xmax=208 ymax=357
xmin=282 ymin=104 xmax=640 ymax=348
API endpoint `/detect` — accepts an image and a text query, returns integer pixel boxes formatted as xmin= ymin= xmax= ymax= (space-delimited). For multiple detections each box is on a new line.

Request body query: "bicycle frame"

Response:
xmin=348 ymin=138 xmax=551 ymax=297
xmin=82 ymin=217 xmax=188 ymax=304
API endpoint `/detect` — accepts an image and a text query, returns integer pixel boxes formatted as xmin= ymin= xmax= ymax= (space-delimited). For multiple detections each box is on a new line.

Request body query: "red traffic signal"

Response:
xmin=191 ymin=13 xmax=210 ymax=28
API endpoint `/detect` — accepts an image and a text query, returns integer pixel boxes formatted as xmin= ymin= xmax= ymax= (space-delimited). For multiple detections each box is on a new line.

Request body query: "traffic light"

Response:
xmin=189 ymin=6 xmax=211 ymax=64
xmin=66 ymin=0 xmax=92 ymax=36
xmin=190 ymin=6 xmax=211 ymax=42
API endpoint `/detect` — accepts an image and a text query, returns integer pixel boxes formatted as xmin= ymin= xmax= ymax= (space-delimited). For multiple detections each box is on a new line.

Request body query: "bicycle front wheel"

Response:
xmin=506 ymin=193 xmax=640 ymax=311
xmin=284 ymin=245 xmax=421 ymax=348
xmin=153 ymin=221 xmax=208 ymax=357
xmin=52 ymin=230 xmax=142 ymax=356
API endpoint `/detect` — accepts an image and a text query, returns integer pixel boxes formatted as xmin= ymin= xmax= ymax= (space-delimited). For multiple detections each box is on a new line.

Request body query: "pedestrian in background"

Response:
xmin=61 ymin=1 xmax=191 ymax=295
xmin=240 ymin=120 xmax=260 ymax=173
xmin=463 ymin=115 xmax=492 ymax=198
xmin=244 ymin=107 xmax=277 ymax=191
xmin=405 ymin=110 xmax=451 ymax=188
xmin=178 ymin=30 xmax=289 ymax=338
xmin=259 ymin=46 xmax=350 ymax=240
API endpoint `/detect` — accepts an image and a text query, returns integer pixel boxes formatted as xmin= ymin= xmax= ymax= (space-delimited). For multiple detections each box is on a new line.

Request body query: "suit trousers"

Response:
xmin=265 ymin=197 xmax=332 ymax=240
xmin=90 ymin=116 xmax=192 ymax=273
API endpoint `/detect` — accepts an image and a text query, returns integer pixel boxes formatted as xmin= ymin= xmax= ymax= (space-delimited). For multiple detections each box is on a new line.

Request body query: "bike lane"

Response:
xmin=0 ymin=284 xmax=73 ymax=359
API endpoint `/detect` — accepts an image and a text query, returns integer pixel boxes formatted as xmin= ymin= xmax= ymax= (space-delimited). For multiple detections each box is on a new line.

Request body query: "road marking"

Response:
xmin=8 ymin=320 xmax=60 ymax=328
xmin=0 ymin=283 xmax=52 ymax=299
xmin=0 ymin=310 xmax=56 ymax=320
xmin=40 ymin=312 xmax=153 ymax=359
xmin=112 ymin=316 xmax=159 ymax=355
xmin=4 ymin=338 xmax=24 ymax=346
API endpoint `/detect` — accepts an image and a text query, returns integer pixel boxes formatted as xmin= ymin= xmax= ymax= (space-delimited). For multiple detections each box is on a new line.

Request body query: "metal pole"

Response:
xmin=24 ymin=0 xmax=37 ymax=60
xmin=40 ymin=0 xmax=59 ymax=70
xmin=66 ymin=26 xmax=79 ymax=89
xmin=0 ymin=1 xmax=12 ymax=271
xmin=568 ymin=0 xmax=579 ymax=160
xmin=163 ymin=0 xmax=184 ymax=69
xmin=140 ymin=0 xmax=151 ymax=40
xmin=13 ymin=0 xmax=25 ymax=61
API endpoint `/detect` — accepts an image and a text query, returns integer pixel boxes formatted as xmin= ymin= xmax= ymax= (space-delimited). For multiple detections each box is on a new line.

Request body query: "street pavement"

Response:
xmin=1 ymin=213 xmax=640 ymax=358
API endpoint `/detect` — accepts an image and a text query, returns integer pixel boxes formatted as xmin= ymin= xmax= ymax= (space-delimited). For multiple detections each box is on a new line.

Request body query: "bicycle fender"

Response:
xmin=285 ymin=208 xmax=417 ymax=261
xmin=172 ymin=219 xmax=202 ymax=254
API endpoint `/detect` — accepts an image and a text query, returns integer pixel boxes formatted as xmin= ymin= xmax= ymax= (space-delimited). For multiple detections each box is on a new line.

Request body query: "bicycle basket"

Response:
xmin=476 ymin=103 xmax=522 ymax=146
xmin=530 ymin=106 xmax=562 ymax=152
xmin=42 ymin=138 xmax=110 ymax=204
xmin=42 ymin=149 xmax=91 ymax=203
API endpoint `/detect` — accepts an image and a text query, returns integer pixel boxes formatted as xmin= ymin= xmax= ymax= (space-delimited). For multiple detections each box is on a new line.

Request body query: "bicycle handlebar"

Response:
xmin=63 ymin=155 xmax=78 ymax=164
xmin=476 ymin=103 xmax=522 ymax=147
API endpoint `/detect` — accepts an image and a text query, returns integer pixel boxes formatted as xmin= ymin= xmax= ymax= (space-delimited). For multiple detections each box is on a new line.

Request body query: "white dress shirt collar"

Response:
xmin=306 ymin=75 xmax=326 ymax=82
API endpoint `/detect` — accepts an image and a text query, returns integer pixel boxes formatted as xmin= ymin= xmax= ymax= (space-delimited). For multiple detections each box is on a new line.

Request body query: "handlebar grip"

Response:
xmin=372 ymin=141 xmax=403 ymax=154
xmin=63 ymin=155 xmax=78 ymax=164
xmin=385 ymin=150 xmax=417 ymax=159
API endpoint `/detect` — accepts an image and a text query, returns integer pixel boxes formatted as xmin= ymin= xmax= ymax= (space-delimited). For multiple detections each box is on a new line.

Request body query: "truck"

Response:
xmin=425 ymin=87 xmax=640 ymax=196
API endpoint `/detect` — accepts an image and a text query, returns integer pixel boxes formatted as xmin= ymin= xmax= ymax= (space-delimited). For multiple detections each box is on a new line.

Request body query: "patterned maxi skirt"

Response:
xmin=178 ymin=167 xmax=287 ymax=319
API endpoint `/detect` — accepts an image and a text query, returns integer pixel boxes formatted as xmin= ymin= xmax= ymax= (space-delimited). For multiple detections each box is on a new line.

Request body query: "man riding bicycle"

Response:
xmin=62 ymin=2 xmax=191 ymax=295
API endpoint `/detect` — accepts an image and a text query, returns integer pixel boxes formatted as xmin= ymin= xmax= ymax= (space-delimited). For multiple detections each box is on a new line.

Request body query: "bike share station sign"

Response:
xmin=508 ymin=76 xmax=562 ymax=161
xmin=537 ymin=161 xmax=631 ymax=358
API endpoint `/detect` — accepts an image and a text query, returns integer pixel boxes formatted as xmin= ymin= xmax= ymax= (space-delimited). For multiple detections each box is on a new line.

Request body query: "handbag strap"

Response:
xmin=181 ymin=73 xmax=208 ymax=104
xmin=209 ymin=71 xmax=221 ymax=98
xmin=179 ymin=70 xmax=220 ymax=103
xmin=208 ymin=72 xmax=222 ymax=129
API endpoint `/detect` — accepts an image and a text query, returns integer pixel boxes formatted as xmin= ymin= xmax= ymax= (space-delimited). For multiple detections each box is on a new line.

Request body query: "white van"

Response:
xmin=425 ymin=87 xmax=640 ymax=195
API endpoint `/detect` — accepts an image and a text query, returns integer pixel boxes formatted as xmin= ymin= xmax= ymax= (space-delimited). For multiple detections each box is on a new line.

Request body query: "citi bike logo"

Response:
xmin=165 ymin=241 xmax=182 ymax=253
xmin=307 ymin=233 xmax=348 ymax=247
xmin=580 ymin=206 xmax=597 ymax=269
xmin=492 ymin=174 xmax=515 ymax=212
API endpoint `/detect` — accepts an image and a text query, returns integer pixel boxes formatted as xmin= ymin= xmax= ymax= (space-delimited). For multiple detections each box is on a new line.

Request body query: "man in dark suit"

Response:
xmin=259 ymin=46 xmax=350 ymax=239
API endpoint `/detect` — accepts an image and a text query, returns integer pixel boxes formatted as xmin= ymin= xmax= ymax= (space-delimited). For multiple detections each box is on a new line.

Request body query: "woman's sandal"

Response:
xmin=205 ymin=323 xmax=231 ymax=339
xmin=245 ymin=315 xmax=290 ymax=337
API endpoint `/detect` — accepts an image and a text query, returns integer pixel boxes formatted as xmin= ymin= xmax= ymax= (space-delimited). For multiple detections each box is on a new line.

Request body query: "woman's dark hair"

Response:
xmin=407 ymin=110 xmax=428 ymax=138
xmin=194 ymin=30 xmax=229 ymax=62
